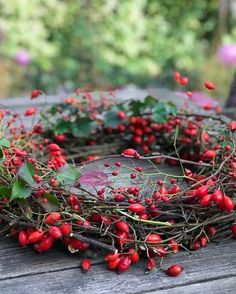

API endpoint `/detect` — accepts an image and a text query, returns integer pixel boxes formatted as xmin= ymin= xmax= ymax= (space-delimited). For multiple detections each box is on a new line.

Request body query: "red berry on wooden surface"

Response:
xmin=81 ymin=258 xmax=91 ymax=273
xmin=19 ymin=231 xmax=28 ymax=247
xmin=166 ymin=264 xmax=183 ymax=277
xmin=117 ymin=256 xmax=132 ymax=273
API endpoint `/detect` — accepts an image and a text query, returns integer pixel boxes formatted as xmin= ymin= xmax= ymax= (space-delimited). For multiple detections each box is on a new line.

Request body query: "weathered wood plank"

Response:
xmin=0 ymin=238 xmax=235 ymax=294
xmin=148 ymin=276 xmax=236 ymax=294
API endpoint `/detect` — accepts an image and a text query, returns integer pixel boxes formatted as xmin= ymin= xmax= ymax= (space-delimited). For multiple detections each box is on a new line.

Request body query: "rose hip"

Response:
xmin=166 ymin=264 xmax=183 ymax=277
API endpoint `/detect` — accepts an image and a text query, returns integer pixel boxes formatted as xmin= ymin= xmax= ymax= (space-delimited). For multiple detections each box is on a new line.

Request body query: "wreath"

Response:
xmin=0 ymin=82 xmax=236 ymax=276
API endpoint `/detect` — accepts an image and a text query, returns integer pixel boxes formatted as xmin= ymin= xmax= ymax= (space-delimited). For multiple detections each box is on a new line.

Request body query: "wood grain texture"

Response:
xmin=148 ymin=276 xmax=236 ymax=294
xmin=0 ymin=238 xmax=235 ymax=294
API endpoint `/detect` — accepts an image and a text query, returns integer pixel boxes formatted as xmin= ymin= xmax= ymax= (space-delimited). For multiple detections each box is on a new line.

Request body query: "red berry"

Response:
xmin=117 ymin=256 xmax=132 ymax=273
xmin=229 ymin=121 xmax=236 ymax=131
xmin=169 ymin=239 xmax=179 ymax=253
xmin=174 ymin=72 xmax=181 ymax=82
xmin=200 ymin=194 xmax=212 ymax=207
xmin=49 ymin=226 xmax=63 ymax=239
xmin=34 ymin=235 xmax=54 ymax=253
xmin=115 ymin=220 xmax=129 ymax=233
xmin=211 ymin=189 xmax=223 ymax=204
xmin=24 ymin=107 xmax=37 ymax=116
xmin=203 ymin=150 xmax=216 ymax=159
xmin=81 ymin=258 xmax=91 ymax=273
xmin=133 ymin=136 xmax=142 ymax=145
xmin=146 ymin=233 xmax=162 ymax=244
xmin=18 ymin=231 xmax=28 ymax=247
xmin=116 ymin=231 xmax=128 ymax=246
xmin=60 ymin=223 xmax=71 ymax=236
xmin=222 ymin=195 xmax=234 ymax=212
xmin=130 ymin=173 xmax=136 ymax=179
xmin=196 ymin=185 xmax=208 ymax=198
xmin=231 ymin=224 xmax=236 ymax=236
xmin=107 ymin=258 xmax=121 ymax=270
xmin=204 ymin=81 xmax=215 ymax=90
xmin=115 ymin=162 xmax=122 ymax=167
xmin=180 ymin=77 xmax=188 ymax=86
xmin=128 ymin=203 xmax=145 ymax=213
xmin=48 ymin=144 xmax=61 ymax=152
xmin=203 ymin=103 xmax=212 ymax=110
xmin=191 ymin=241 xmax=201 ymax=251
xmin=69 ymin=238 xmax=82 ymax=250
xmin=55 ymin=134 xmax=66 ymax=142
xmin=117 ymin=111 xmax=126 ymax=120
xmin=186 ymin=91 xmax=192 ymax=97
xmin=128 ymin=248 xmax=139 ymax=263
xmin=45 ymin=212 xmax=61 ymax=225
xmin=136 ymin=166 xmax=143 ymax=172
xmin=31 ymin=89 xmax=42 ymax=99
xmin=199 ymin=236 xmax=208 ymax=247
xmin=114 ymin=193 xmax=125 ymax=202
xmin=166 ymin=264 xmax=183 ymax=277
xmin=105 ymin=253 xmax=120 ymax=262
xmin=206 ymin=226 xmax=216 ymax=236
xmin=122 ymin=148 xmax=139 ymax=158
xmin=28 ymin=231 xmax=44 ymax=244
xmin=146 ymin=258 xmax=156 ymax=271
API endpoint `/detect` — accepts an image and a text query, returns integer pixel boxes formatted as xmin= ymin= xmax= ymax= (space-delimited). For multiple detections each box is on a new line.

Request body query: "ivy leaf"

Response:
xmin=71 ymin=118 xmax=96 ymax=138
xmin=152 ymin=101 xmax=177 ymax=123
xmin=57 ymin=165 xmax=81 ymax=186
xmin=55 ymin=120 xmax=71 ymax=134
xmin=10 ymin=179 xmax=32 ymax=201
xmin=166 ymin=101 xmax=178 ymax=117
xmin=144 ymin=96 xmax=157 ymax=107
xmin=129 ymin=100 xmax=145 ymax=115
xmin=0 ymin=186 xmax=11 ymax=197
xmin=18 ymin=163 xmax=35 ymax=184
xmin=0 ymin=138 xmax=10 ymax=148
xmin=152 ymin=102 xmax=168 ymax=123
xmin=103 ymin=105 xmax=123 ymax=128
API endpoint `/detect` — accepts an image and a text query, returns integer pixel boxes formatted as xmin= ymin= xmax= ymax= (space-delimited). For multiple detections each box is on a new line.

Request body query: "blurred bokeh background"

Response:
xmin=0 ymin=0 xmax=236 ymax=99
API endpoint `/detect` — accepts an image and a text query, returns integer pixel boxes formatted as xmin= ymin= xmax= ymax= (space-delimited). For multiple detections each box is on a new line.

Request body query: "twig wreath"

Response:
xmin=0 ymin=76 xmax=236 ymax=275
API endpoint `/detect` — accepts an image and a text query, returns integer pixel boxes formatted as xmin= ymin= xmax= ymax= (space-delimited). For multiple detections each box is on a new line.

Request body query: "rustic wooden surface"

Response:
xmin=0 ymin=91 xmax=235 ymax=293
xmin=0 ymin=238 xmax=235 ymax=294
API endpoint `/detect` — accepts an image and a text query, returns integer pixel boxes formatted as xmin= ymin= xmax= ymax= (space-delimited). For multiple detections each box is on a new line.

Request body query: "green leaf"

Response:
xmin=44 ymin=193 xmax=60 ymax=205
xmin=0 ymin=186 xmax=11 ymax=197
xmin=43 ymin=193 xmax=60 ymax=211
xmin=18 ymin=163 xmax=35 ymax=184
xmin=129 ymin=100 xmax=145 ymax=115
xmin=10 ymin=179 xmax=32 ymax=201
xmin=144 ymin=95 xmax=157 ymax=107
xmin=103 ymin=105 xmax=124 ymax=128
xmin=166 ymin=101 xmax=178 ymax=117
xmin=128 ymin=96 xmax=156 ymax=115
xmin=220 ymin=140 xmax=234 ymax=149
xmin=71 ymin=118 xmax=96 ymax=138
xmin=55 ymin=120 xmax=71 ymax=134
xmin=57 ymin=165 xmax=81 ymax=186
xmin=152 ymin=102 xmax=168 ymax=123
xmin=0 ymin=138 xmax=10 ymax=148
xmin=151 ymin=101 xmax=177 ymax=124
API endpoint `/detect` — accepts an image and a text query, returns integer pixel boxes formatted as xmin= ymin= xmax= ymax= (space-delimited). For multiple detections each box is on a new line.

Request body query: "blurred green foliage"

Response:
xmin=0 ymin=0 xmax=233 ymax=97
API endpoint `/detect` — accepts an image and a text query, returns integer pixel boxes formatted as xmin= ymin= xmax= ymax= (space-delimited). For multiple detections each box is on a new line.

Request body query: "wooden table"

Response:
xmin=0 ymin=91 xmax=235 ymax=293
xmin=0 ymin=238 xmax=235 ymax=294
